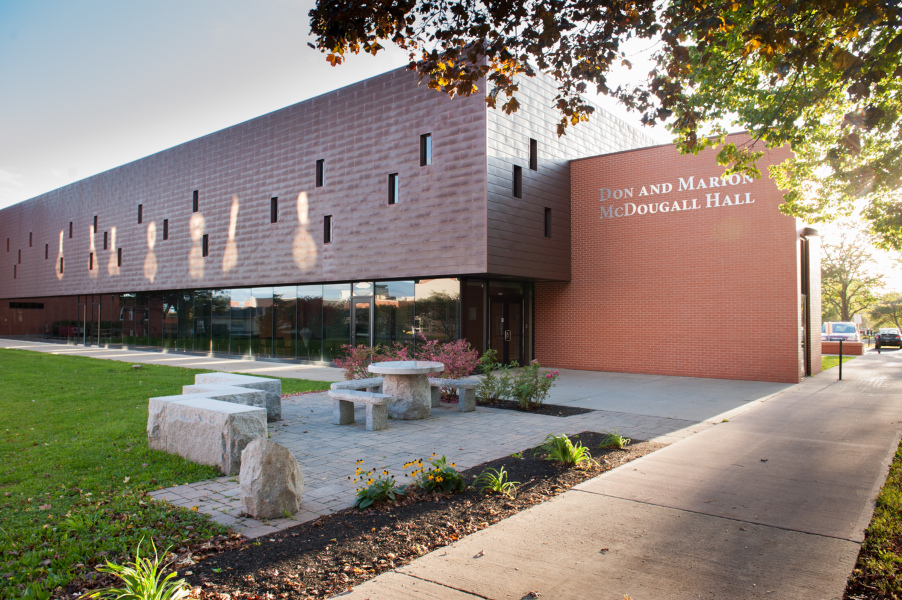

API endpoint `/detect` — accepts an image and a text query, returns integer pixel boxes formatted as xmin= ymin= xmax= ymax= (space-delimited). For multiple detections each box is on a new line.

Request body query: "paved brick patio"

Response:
xmin=149 ymin=391 xmax=712 ymax=538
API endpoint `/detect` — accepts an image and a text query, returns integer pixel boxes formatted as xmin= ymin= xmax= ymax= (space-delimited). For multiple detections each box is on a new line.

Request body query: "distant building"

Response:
xmin=0 ymin=66 xmax=819 ymax=382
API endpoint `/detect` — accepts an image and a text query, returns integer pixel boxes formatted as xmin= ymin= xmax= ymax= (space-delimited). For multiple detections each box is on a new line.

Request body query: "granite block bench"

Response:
xmin=328 ymin=389 xmax=390 ymax=431
xmin=181 ymin=383 xmax=267 ymax=411
xmin=428 ymin=377 xmax=479 ymax=412
xmin=330 ymin=377 xmax=384 ymax=393
xmin=147 ymin=393 xmax=267 ymax=475
xmin=194 ymin=373 xmax=282 ymax=422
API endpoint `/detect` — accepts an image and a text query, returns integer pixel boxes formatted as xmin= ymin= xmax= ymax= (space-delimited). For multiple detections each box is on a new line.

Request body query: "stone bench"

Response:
xmin=428 ymin=377 xmax=479 ymax=412
xmin=330 ymin=377 xmax=384 ymax=393
xmin=147 ymin=393 xmax=267 ymax=476
xmin=194 ymin=373 xmax=282 ymax=422
xmin=328 ymin=389 xmax=390 ymax=431
xmin=181 ymin=383 xmax=267 ymax=410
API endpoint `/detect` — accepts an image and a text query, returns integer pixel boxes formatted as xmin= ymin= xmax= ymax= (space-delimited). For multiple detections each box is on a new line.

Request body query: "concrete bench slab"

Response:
xmin=181 ymin=383 xmax=267 ymax=410
xmin=330 ymin=377 xmax=384 ymax=393
xmin=194 ymin=373 xmax=282 ymax=422
xmin=328 ymin=389 xmax=390 ymax=431
xmin=147 ymin=394 xmax=267 ymax=475
xmin=428 ymin=377 xmax=480 ymax=412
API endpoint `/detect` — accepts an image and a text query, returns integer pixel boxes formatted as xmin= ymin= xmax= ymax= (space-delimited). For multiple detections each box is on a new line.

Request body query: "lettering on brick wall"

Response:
xmin=599 ymin=174 xmax=757 ymax=220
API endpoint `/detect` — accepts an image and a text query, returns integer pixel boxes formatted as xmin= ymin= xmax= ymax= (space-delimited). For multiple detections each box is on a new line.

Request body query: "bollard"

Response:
xmin=838 ymin=339 xmax=843 ymax=381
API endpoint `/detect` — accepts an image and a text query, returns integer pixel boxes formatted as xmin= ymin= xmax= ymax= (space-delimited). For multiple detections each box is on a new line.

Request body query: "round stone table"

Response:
xmin=368 ymin=360 xmax=444 ymax=420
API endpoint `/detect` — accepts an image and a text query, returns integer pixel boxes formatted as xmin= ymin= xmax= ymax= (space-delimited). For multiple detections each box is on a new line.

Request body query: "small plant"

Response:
xmin=81 ymin=537 xmax=189 ymax=600
xmin=410 ymin=454 xmax=466 ymax=493
xmin=599 ymin=428 xmax=631 ymax=450
xmin=512 ymin=361 xmax=560 ymax=410
xmin=510 ymin=451 xmax=523 ymax=459
xmin=537 ymin=434 xmax=594 ymax=466
xmin=474 ymin=466 xmax=519 ymax=498
xmin=351 ymin=460 xmax=406 ymax=509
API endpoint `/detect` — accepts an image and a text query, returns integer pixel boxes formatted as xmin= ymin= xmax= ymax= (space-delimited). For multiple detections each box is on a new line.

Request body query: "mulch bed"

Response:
xmin=168 ymin=432 xmax=663 ymax=600
xmin=475 ymin=398 xmax=595 ymax=417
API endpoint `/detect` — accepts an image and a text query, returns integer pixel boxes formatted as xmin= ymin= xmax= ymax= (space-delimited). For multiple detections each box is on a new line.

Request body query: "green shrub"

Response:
xmin=82 ymin=537 xmax=189 ymax=600
xmin=536 ymin=434 xmax=594 ymax=466
xmin=476 ymin=352 xmax=560 ymax=410
xmin=350 ymin=460 xmax=406 ymax=509
xmin=599 ymin=428 xmax=631 ymax=449
xmin=474 ymin=466 xmax=519 ymax=498
xmin=413 ymin=455 xmax=466 ymax=493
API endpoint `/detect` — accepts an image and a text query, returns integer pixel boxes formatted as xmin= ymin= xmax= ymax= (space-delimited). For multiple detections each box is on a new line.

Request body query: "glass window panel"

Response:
xmin=162 ymin=292 xmax=179 ymax=349
xmin=251 ymin=287 xmax=274 ymax=357
xmin=177 ymin=291 xmax=195 ymax=351
xmin=273 ymin=286 xmax=297 ymax=359
xmin=415 ymin=279 xmax=460 ymax=343
xmin=194 ymin=290 xmax=212 ymax=353
xmin=297 ymin=285 xmax=323 ymax=362
xmin=100 ymin=294 xmax=114 ymax=345
xmin=461 ymin=280 xmax=486 ymax=355
xmin=211 ymin=289 xmax=231 ymax=353
xmin=119 ymin=293 xmax=136 ymax=345
xmin=229 ymin=288 xmax=253 ymax=356
xmin=375 ymin=281 xmax=415 ymax=348
xmin=323 ymin=283 xmax=350 ymax=361
xmin=144 ymin=292 xmax=161 ymax=348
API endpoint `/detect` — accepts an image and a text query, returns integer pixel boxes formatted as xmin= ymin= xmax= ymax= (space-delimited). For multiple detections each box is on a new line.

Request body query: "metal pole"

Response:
xmin=838 ymin=339 xmax=843 ymax=381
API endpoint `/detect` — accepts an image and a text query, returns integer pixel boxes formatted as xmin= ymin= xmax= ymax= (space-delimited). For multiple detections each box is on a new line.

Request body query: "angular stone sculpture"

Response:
xmin=239 ymin=439 xmax=304 ymax=519
xmin=194 ymin=373 xmax=282 ymax=422
xmin=181 ymin=383 xmax=267 ymax=410
xmin=147 ymin=394 xmax=267 ymax=475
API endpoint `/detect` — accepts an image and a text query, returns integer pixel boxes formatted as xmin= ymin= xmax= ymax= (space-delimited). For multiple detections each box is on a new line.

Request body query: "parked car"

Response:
xmin=875 ymin=328 xmax=902 ymax=349
xmin=822 ymin=322 xmax=861 ymax=342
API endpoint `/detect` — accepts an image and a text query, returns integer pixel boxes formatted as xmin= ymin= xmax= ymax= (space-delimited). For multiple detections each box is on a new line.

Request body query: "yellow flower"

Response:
xmin=430 ymin=453 xmax=436 ymax=458
xmin=436 ymin=476 xmax=443 ymax=483
xmin=382 ymin=470 xmax=389 ymax=475
xmin=428 ymin=474 xmax=434 ymax=480
xmin=367 ymin=478 xmax=374 ymax=485
xmin=356 ymin=468 xmax=362 ymax=474
xmin=450 ymin=463 xmax=456 ymax=467
xmin=356 ymin=459 xmax=364 ymax=465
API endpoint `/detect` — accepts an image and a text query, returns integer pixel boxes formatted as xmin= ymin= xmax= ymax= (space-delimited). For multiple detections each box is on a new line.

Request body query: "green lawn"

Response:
xmin=846 ymin=438 xmax=902 ymax=597
xmin=822 ymin=354 xmax=856 ymax=371
xmin=0 ymin=348 xmax=329 ymax=599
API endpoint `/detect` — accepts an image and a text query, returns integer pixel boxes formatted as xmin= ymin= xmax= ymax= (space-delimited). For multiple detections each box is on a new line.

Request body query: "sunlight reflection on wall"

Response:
xmin=222 ymin=196 xmax=239 ymax=273
xmin=293 ymin=191 xmax=316 ymax=271
xmin=189 ymin=213 xmax=205 ymax=279
xmin=144 ymin=221 xmax=157 ymax=283
xmin=88 ymin=225 xmax=98 ymax=279
xmin=55 ymin=231 xmax=64 ymax=280
xmin=107 ymin=227 xmax=119 ymax=276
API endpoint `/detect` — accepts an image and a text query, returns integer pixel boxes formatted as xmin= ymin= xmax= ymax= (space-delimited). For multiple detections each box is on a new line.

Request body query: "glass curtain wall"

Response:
xmin=415 ymin=279 xmax=460 ymax=343
xmin=229 ymin=288 xmax=252 ymax=356
xmin=177 ymin=291 xmax=194 ymax=351
xmin=375 ymin=280 xmax=415 ymax=348
xmin=211 ymin=289 xmax=230 ymax=353
xmin=194 ymin=290 xmax=212 ymax=353
xmin=162 ymin=292 xmax=179 ymax=350
xmin=251 ymin=287 xmax=273 ymax=357
xmin=323 ymin=283 xmax=350 ymax=361
xmin=297 ymin=285 xmax=323 ymax=362
xmin=273 ymin=286 xmax=297 ymax=359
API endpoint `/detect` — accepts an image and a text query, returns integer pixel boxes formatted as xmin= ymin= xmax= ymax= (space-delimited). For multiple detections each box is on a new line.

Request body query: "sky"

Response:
xmin=1 ymin=1 xmax=898 ymax=289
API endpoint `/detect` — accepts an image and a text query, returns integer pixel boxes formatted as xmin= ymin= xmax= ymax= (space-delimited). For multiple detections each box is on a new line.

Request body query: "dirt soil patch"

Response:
xmin=475 ymin=398 xmax=595 ymax=417
xmin=173 ymin=432 xmax=662 ymax=600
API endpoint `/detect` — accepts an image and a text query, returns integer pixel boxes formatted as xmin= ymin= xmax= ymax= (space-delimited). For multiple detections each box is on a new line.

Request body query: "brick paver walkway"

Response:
xmin=149 ymin=391 xmax=713 ymax=539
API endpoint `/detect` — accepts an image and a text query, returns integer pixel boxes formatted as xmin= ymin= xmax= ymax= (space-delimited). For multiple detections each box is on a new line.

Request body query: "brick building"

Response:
xmin=0 ymin=67 xmax=820 ymax=382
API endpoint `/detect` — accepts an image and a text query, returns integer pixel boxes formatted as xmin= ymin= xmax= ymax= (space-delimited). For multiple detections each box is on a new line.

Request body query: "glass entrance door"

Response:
xmin=490 ymin=298 xmax=523 ymax=365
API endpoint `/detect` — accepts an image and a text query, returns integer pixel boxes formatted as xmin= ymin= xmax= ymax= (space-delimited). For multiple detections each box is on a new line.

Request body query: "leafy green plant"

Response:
xmin=536 ymin=434 xmax=594 ymax=466
xmin=511 ymin=361 xmax=560 ymax=410
xmin=410 ymin=454 xmax=466 ymax=493
xmin=474 ymin=467 xmax=519 ymax=498
xmin=351 ymin=460 xmax=406 ymax=509
xmin=599 ymin=428 xmax=631 ymax=450
xmin=82 ymin=537 xmax=189 ymax=600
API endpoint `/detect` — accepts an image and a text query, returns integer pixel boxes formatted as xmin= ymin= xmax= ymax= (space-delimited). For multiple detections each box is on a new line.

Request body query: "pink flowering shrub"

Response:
xmin=335 ymin=335 xmax=478 ymax=380
xmin=476 ymin=352 xmax=561 ymax=410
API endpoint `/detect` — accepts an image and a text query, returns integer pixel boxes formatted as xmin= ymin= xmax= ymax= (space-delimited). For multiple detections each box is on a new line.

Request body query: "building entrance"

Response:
xmin=488 ymin=282 xmax=526 ymax=365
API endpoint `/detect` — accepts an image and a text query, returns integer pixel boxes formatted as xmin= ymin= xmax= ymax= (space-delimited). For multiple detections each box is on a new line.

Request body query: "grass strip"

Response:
xmin=822 ymin=355 xmax=856 ymax=371
xmin=845 ymin=438 xmax=902 ymax=599
xmin=0 ymin=348 xmax=329 ymax=599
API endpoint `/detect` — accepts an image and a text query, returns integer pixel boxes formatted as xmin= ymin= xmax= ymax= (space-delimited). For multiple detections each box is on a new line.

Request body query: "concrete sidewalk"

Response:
xmin=341 ymin=351 xmax=902 ymax=600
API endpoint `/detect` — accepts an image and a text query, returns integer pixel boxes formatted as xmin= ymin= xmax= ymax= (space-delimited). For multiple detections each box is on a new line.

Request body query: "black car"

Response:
xmin=875 ymin=328 xmax=902 ymax=349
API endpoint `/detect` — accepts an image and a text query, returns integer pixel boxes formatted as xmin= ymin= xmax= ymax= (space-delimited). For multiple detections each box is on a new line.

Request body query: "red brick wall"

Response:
xmin=535 ymin=134 xmax=806 ymax=383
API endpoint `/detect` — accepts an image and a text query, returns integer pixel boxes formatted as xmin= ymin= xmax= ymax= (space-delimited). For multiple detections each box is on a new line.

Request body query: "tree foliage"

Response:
xmin=309 ymin=0 xmax=902 ymax=249
xmin=870 ymin=293 xmax=902 ymax=330
xmin=821 ymin=228 xmax=885 ymax=321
